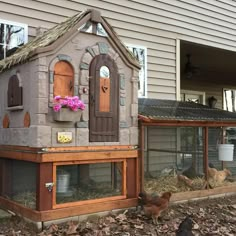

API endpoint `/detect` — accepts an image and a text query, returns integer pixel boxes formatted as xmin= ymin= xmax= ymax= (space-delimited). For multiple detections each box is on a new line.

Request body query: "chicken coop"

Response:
xmin=139 ymin=99 xmax=236 ymax=201
xmin=0 ymin=9 xmax=140 ymax=224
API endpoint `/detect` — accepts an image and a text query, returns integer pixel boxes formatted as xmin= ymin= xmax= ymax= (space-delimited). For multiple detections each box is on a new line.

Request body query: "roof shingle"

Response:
xmin=138 ymin=98 xmax=236 ymax=122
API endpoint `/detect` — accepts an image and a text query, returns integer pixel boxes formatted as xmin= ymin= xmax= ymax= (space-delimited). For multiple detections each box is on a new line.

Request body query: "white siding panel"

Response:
xmin=1 ymin=0 xmax=236 ymax=98
xmin=145 ymin=127 xmax=177 ymax=174
xmin=149 ymin=79 xmax=175 ymax=87
xmin=150 ymin=71 xmax=175 ymax=80
xmin=149 ymin=57 xmax=175 ymax=67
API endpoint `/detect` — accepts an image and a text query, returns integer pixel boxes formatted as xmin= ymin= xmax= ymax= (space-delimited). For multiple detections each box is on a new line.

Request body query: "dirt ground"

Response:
xmin=0 ymin=194 xmax=236 ymax=236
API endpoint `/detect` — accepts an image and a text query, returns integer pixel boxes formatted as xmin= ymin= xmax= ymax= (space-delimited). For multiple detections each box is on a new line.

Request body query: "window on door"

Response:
xmin=0 ymin=19 xmax=28 ymax=60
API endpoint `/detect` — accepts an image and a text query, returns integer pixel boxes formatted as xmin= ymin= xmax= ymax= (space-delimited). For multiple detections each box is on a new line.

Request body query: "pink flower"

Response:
xmin=53 ymin=104 xmax=62 ymax=112
xmin=53 ymin=95 xmax=85 ymax=112
xmin=54 ymin=95 xmax=61 ymax=101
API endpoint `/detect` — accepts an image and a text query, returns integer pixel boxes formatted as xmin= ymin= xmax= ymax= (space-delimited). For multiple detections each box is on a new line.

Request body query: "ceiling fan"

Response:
xmin=184 ymin=54 xmax=200 ymax=79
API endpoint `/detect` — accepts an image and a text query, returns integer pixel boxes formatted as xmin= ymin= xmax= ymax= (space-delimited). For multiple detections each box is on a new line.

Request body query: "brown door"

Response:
xmin=89 ymin=54 xmax=119 ymax=142
xmin=53 ymin=61 xmax=74 ymax=97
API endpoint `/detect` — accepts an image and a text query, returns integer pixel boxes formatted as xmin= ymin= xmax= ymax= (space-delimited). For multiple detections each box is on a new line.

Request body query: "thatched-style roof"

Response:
xmin=0 ymin=9 xmax=139 ymax=73
xmin=138 ymin=98 xmax=236 ymax=124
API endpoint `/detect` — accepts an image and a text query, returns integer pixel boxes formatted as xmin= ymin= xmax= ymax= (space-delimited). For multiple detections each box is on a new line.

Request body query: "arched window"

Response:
xmin=99 ymin=66 xmax=110 ymax=112
xmin=53 ymin=61 xmax=74 ymax=97
xmin=7 ymin=74 xmax=22 ymax=107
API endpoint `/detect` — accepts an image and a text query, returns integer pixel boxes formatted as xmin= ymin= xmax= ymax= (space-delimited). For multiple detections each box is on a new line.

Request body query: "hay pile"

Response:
xmin=144 ymin=175 xmax=235 ymax=194
xmin=12 ymin=191 xmax=36 ymax=209
xmin=144 ymin=175 xmax=205 ymax=193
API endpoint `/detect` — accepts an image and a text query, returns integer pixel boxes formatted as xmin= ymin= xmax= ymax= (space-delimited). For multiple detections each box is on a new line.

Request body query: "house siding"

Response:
xmin=2 ymin=0 xmax=236 ymax=99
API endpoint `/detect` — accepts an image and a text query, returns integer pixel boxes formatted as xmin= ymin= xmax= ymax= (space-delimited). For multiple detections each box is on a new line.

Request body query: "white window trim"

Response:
xmin=181 ymin=89 xmax=206 ymax=105
xmin=223 ymin=88 xmax=236 ymax=112
xmin=0 ymin=19 xmax=28 ymax=58
xmin=125 ymin=43 xmax=148 ymax=98
xmin=176 ymin=39 xmax=181 ymax=101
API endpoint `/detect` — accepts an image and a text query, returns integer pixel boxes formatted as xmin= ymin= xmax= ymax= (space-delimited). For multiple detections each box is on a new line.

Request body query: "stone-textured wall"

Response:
xmin=0 ymin=32 xmax=139 ymax=148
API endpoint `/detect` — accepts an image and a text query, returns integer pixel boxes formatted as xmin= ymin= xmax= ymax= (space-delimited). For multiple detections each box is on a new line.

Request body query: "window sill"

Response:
xmin=6 ymin=106 xmax=24 ymax=111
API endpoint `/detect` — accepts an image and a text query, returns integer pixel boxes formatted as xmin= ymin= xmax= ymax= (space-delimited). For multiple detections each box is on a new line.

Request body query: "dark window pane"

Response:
xmin=0 ymin=159 xmax=37 ymax=209
xmin=0 ymin=44 xmax=4 ymax=60
xmin=97 ymin=23 xmax=108 ymax=37
xmin=80 ymin=21 xmax=92 ymax=33
xmin=6 ymin=24 xmax=24 ymax=48
xmin=5 ymin=24 xmax=25 ymax=57
xmin=0 ymin=22 xmax=27 ymax=59
xmin=0 ymin=23 xmax=5 ymax=44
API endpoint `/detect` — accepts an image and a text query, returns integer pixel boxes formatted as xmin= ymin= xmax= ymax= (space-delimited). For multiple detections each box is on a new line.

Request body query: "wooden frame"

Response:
xmin=139 ymin=117 xmax=236 ymax=193
xmin=0 ymin=185 xmax=235 ymax=222
xmin=0 ymin=145 xmax=138 ymax=163
xmin=0 ymin=146 xmax=138 ymax=221
xmin=52 ymin=159 xmax=127 ymax=209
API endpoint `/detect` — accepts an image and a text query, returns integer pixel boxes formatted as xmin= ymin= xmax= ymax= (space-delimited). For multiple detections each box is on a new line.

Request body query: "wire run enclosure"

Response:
xmin=140 ymin=123 xmax=236 ymax=195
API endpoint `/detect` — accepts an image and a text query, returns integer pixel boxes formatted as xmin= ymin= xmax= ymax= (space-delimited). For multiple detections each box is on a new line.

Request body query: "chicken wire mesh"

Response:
xmin=0 ymin=159 xmax=37 ymax=209
xmin=144 ymin=126 xmax=236 ymax=194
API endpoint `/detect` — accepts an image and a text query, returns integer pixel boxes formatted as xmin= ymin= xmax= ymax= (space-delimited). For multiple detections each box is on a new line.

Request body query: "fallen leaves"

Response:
xmin=1 ymin=195 xmax=236 ymax=235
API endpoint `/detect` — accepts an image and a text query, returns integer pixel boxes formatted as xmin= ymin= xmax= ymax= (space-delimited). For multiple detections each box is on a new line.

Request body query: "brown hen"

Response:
xmin=142 ymin=191 xmax=172 ymax=225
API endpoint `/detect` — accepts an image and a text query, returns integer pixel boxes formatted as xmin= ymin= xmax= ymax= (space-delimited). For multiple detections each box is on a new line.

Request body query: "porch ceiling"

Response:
xmin=181 ymin=41 xmax=236 ymax=81
xmin=138 ymin=98 xmax=236 ymax=124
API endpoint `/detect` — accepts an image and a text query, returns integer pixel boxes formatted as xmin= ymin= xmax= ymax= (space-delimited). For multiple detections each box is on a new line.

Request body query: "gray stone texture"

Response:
xmin=80 ymin=69 xmax=89 ymax=86
xmin=31 ymin=114 xmax=46 ymax=126
xmin=82 ymin=52 xmax=93 ymax=65
xmin=120 ymin=128 xmax=130 ymax=145
xmin=120 ymin=106 xmax=126 ymax=122
xmin=76 ymin=128 xmax=89 ymax=146
xmin=80 ymin=63 xmax=89 ymax=70
xmin=131 ymin=103 xmax=138 ymax=117
xmin=120 ymin=74 xmax=125 ymax=90
xmin=0 ymin=30 xmax=138 ymax=148
xmin=120 ymin=97 xmax=125 ymax=106
xmin=86 ymin=46 xmax=96 ymax=57
xmin=129 ymin=127 xmax=139 ymax=145
xmin=57 ymin=54 xmax=72 ymax=62
xmin=98 ymin=42 xmax=109 ymax=54
xmin=120 ymin=121 xmax=129 ymax=128
xmin=76 ymin=121 xmax=88 ymax=128
xmin=29 ymin=126 xmax=52 ymax=147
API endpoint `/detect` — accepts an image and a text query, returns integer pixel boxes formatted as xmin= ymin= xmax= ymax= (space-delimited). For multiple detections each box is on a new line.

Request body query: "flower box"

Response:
xmin=53 ymin=108 xmax=82 ymax=122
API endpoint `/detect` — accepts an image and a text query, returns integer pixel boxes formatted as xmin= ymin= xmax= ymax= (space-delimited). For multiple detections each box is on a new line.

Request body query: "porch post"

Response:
xmin=204 ymin=127 xmax=209 ymax=189
xmin=139 ymin=122 xmax=145 ymax=192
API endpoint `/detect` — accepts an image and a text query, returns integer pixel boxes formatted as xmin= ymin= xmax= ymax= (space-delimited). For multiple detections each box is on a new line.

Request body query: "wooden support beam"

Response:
xmin=41 ymin=150 xmax=138 ymax=162
xmin=41 ymin=198 xmax=138 ymax=222
xmin=37 ymin=163 xmax=53 ymax=211
xmin=0 ymin=150 xmax=41 ymax=162
xmin=140 ymin=123 xmax=145 ymax=192
xmin=0 ymin=197 xmax=41 ymax=222
xmin=126 ymin=158 xmax=138 ymax=198
xmin=204 ymin=127 xmax=209 ymax=189
xmin=1 ymin=185 xmax=236 ymax=223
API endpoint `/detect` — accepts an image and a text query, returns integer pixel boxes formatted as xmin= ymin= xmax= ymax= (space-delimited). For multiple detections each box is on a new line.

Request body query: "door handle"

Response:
xmin=69 ymin=80 xmax=73 ymax=91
